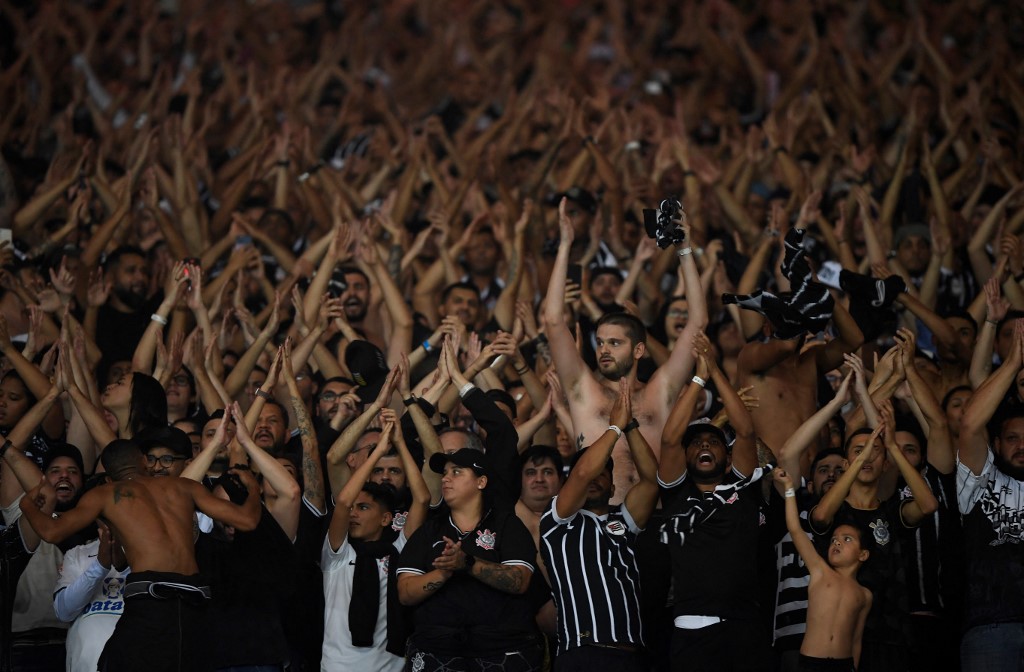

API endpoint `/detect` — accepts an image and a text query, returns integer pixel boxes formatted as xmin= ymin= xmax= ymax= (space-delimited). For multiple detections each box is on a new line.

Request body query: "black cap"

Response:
xmin=135 ymin=426 xmax=193 ymax=459
xmin=345 ymin=340 xmax=389 ymax=404
xmin=429 ymin=448 xmax=490 ymax=479
xmin=42 ymin=443 xmax=86 ymax=474
xmin=681 ymin=420 xmax=729 ymax=451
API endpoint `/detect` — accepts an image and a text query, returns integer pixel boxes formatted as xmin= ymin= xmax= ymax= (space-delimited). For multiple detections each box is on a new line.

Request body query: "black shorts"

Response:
xmin=99 ymin=571 xmax=212 ymax=672
xmin=798 ymin=654 xmax=856 ymax=672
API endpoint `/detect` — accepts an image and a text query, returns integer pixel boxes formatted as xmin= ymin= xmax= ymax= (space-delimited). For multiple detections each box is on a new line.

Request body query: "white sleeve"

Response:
xmin=320 ymin=531 xmax=353 ymax=572
xmin=54 ymin=554 xmax=108 ymax=622
xmin=957 ymin=450 xmax=996 ymax=514
xmin=548 ymin=496 xmax=581 ymax=526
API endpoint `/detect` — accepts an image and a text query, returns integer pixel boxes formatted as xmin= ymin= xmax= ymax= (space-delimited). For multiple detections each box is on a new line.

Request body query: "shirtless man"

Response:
xmin=774 ymin=468 xmax=872 ymax=672
xmin=19 ymin=439 xmax=262 ymax=672
xmin=544 ymin=198 xmax=706 ymax=502
xmin=737 ymin=302 xmax=862 ymax=477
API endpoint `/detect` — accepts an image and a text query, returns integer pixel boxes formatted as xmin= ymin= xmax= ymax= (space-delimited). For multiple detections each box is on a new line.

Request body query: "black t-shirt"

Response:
xmin=95 ymin=296 xmax=163 ymax=372
xmin=895 ymin=467 xmax=963 ymax=615
xmin=196 ymin=507 xmax=298 ymax=668
xmin=662 ymin=472 xmax=767 ymax=620
xmin=396 ymin=507 xmax=538 ymax=657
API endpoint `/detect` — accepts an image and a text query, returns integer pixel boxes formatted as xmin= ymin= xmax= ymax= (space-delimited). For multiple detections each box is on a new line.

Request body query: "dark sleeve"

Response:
xmin=396 ymin=522 xmax=437 ymax=575
xmin=399 ymin=399 xmax=436 ymax=470
xmin=496 ymin=513 xmax=536 ymax=572
xmin=462 ymin=388 xmax=520 ymax=503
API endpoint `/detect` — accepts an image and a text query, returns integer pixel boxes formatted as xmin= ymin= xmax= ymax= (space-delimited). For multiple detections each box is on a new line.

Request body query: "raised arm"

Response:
xmin=778 ymin=373 xmax=852 ymax=480
xmin=541 ymin=198 xmax=589 ymax=394
xmin=959 ymin=319 xmax=1023 ymax=475
xmin=328 ymin=419 xmax=394 ymax=552
xmin=231 ymin=402 xmax=301 ymax=540
xmin=659 ymin=349 xmax=708 ymax=484
xmin=811 ymin=424 xmax=880 ymax=532
xmin=898 ymin=331 xmax=954 ymax=474
xmin=774 ymin=468 xmax=828 ymax=574
xmin=648 ymin=216 xmax=708 ymax=405
xmin=700 ymin=332 xmax=758 ymax=472
xmin=556 ymin=380 xmax=629 ymax=520
xmin=877 ymin=401 xmax=938 ymax=525
xmin=621 ymin=393 xmax=660 ymax=529
xmin=282 ymin=343 xmax=325 ymax=514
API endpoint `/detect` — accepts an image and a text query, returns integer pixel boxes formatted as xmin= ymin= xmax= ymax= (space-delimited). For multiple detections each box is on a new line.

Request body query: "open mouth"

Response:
xmin=697 ymin=450 xmax=715 ymax=465
xmin=55 ymin=482 xmax=75 ymax=496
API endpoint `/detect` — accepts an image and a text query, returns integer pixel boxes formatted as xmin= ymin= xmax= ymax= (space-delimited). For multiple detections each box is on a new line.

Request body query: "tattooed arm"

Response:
xmin=283 ymin=346 xmax=326 ymax=514
xmin=397 ymin=569 xmax=452 ymax=606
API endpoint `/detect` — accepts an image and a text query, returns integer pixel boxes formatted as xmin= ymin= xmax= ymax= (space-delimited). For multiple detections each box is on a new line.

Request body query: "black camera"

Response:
xmin=643 ymin=197 xmax=687 ymax=249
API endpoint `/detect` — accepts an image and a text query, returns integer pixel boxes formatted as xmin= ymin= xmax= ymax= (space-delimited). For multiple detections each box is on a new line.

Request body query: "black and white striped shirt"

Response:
xmin=539 ymin=498 xmax=644 ymax=655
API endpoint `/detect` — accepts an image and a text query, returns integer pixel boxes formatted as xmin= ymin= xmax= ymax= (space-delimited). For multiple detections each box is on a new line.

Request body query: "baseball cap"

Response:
xmin=429 ymin=448 xmax=490 ymax=479
xmin=345 ymin=340 xmax=389 ymax=404
xmin=135 ymin=426 xmax=193 ymax=459
xmin=681 ymin=419 xmax=729 ymax=451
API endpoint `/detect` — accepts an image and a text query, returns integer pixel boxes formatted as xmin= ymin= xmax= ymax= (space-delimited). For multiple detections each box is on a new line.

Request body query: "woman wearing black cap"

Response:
xmin=396 ymin=448 xmax=542 ymax=671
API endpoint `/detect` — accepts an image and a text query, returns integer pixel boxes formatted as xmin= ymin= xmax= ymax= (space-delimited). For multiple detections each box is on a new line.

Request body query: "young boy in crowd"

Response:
xmin=774 ymin=464 xmax=873 ymax=672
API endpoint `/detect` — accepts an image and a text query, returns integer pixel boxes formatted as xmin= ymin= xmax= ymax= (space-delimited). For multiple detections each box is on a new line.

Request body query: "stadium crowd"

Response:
xmin=1 ymin=0 xmax=1024 ymax=671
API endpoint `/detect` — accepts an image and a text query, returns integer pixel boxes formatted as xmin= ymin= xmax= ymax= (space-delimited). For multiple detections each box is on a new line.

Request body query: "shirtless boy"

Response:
xmin=544 ymin=198 xmax=707 ymax=501
xmin=19 ymin=437 xmax=262 ymax=672
xmin=774 ymin=467 xmax=872 ymax=672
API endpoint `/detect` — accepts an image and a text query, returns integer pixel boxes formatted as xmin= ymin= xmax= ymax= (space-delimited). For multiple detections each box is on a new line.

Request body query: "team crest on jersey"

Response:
xmin=476 ymin=529 xmax=496 ymax=550
xmin=725 ymin=493 xmax=739 ymax=505
xmin=605 ymin=520 xmax=626 ymax=536
xmin=870 ymin=519 xmax=890 ymax=547
xmin=391 ymin=511 xmax=407 ymax=531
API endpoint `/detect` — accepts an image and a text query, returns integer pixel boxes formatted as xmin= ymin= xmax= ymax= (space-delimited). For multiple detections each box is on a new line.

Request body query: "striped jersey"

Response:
xmin=539 ymin=497 xmax=644 ymax=655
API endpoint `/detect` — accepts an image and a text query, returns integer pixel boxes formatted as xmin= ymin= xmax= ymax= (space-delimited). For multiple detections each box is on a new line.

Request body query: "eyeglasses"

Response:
xmin=168 ymin=375 xmax=190 ymax=387
xmin=146 ymin=454 xmax=188 ymax=467
xmin=319 ymin=392 xmax=348 ymax=402
xmin=668 ymin=310 xmax=689 ymax=318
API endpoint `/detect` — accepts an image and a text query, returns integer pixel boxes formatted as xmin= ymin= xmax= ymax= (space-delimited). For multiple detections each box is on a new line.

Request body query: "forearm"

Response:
xmin=398 ymin=570 xmax=451 ymax=606
xmin=69 ymin=388 xmax=118 ymax=445
xmin=54 ymin=559 xmax=110 ymax=621
xmin=287 ymin=379 xmax=325 ymax=512
xmin=326 ymin=402 xmax=382 ymax=465
xmin=779 ymin=399 xmax=842 ymax=476
xmin=469 ymin=558 xmax=529 ymax=594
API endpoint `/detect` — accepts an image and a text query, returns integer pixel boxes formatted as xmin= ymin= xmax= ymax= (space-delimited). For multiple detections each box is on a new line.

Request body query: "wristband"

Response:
xmin=421 ymin=340 xmax=433 ymax=353
xmin=607 ymin=425 xmax=623 ymax=438
xmin=985 ymin=319 xmax=999 ymax=326
xmin=691 ymin=375 xmax=706 ymax=388
xmin=255 ymin=389 xmax=272 ymax=400
xmin=682 ymin=170 xmax=696 ymax=178
xmin=784 ymin=488 xmax=795 ymax=499
xmin=275 ymin=160 xmax=290 ymax=168
xmin=624 ymin=140 xmax=641 ymax=152
xmin=462 ymin=554 xmax=476 ymax=571
xmin=773 ymin=146 xmax=788 ymax=155
xmin=458 ymin=382 xmax=475 ymax=398
xmin=403 ymin=396 xmax=418 ymax=407
xmin=150 ymin=313 xmax=168 ymax=326
xmin=0 ymin=439 xmax=11 ymax=461
xmin=623 ymin=418 xmax=640 ymax=434
xmin=678 ymin=247 xmax=693 ymax=257
xmin=514 ymin=365 xmax=530 ymax=375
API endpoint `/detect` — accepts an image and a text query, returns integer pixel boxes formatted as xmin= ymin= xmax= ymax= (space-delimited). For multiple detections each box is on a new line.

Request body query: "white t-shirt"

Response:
xmin=2 ymin=494 xmax=67 ymax=633
xmin=54 ymin=539 xmax=130 ymax=672
xmin=321 ymin=531 xmax=407 ymax=672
